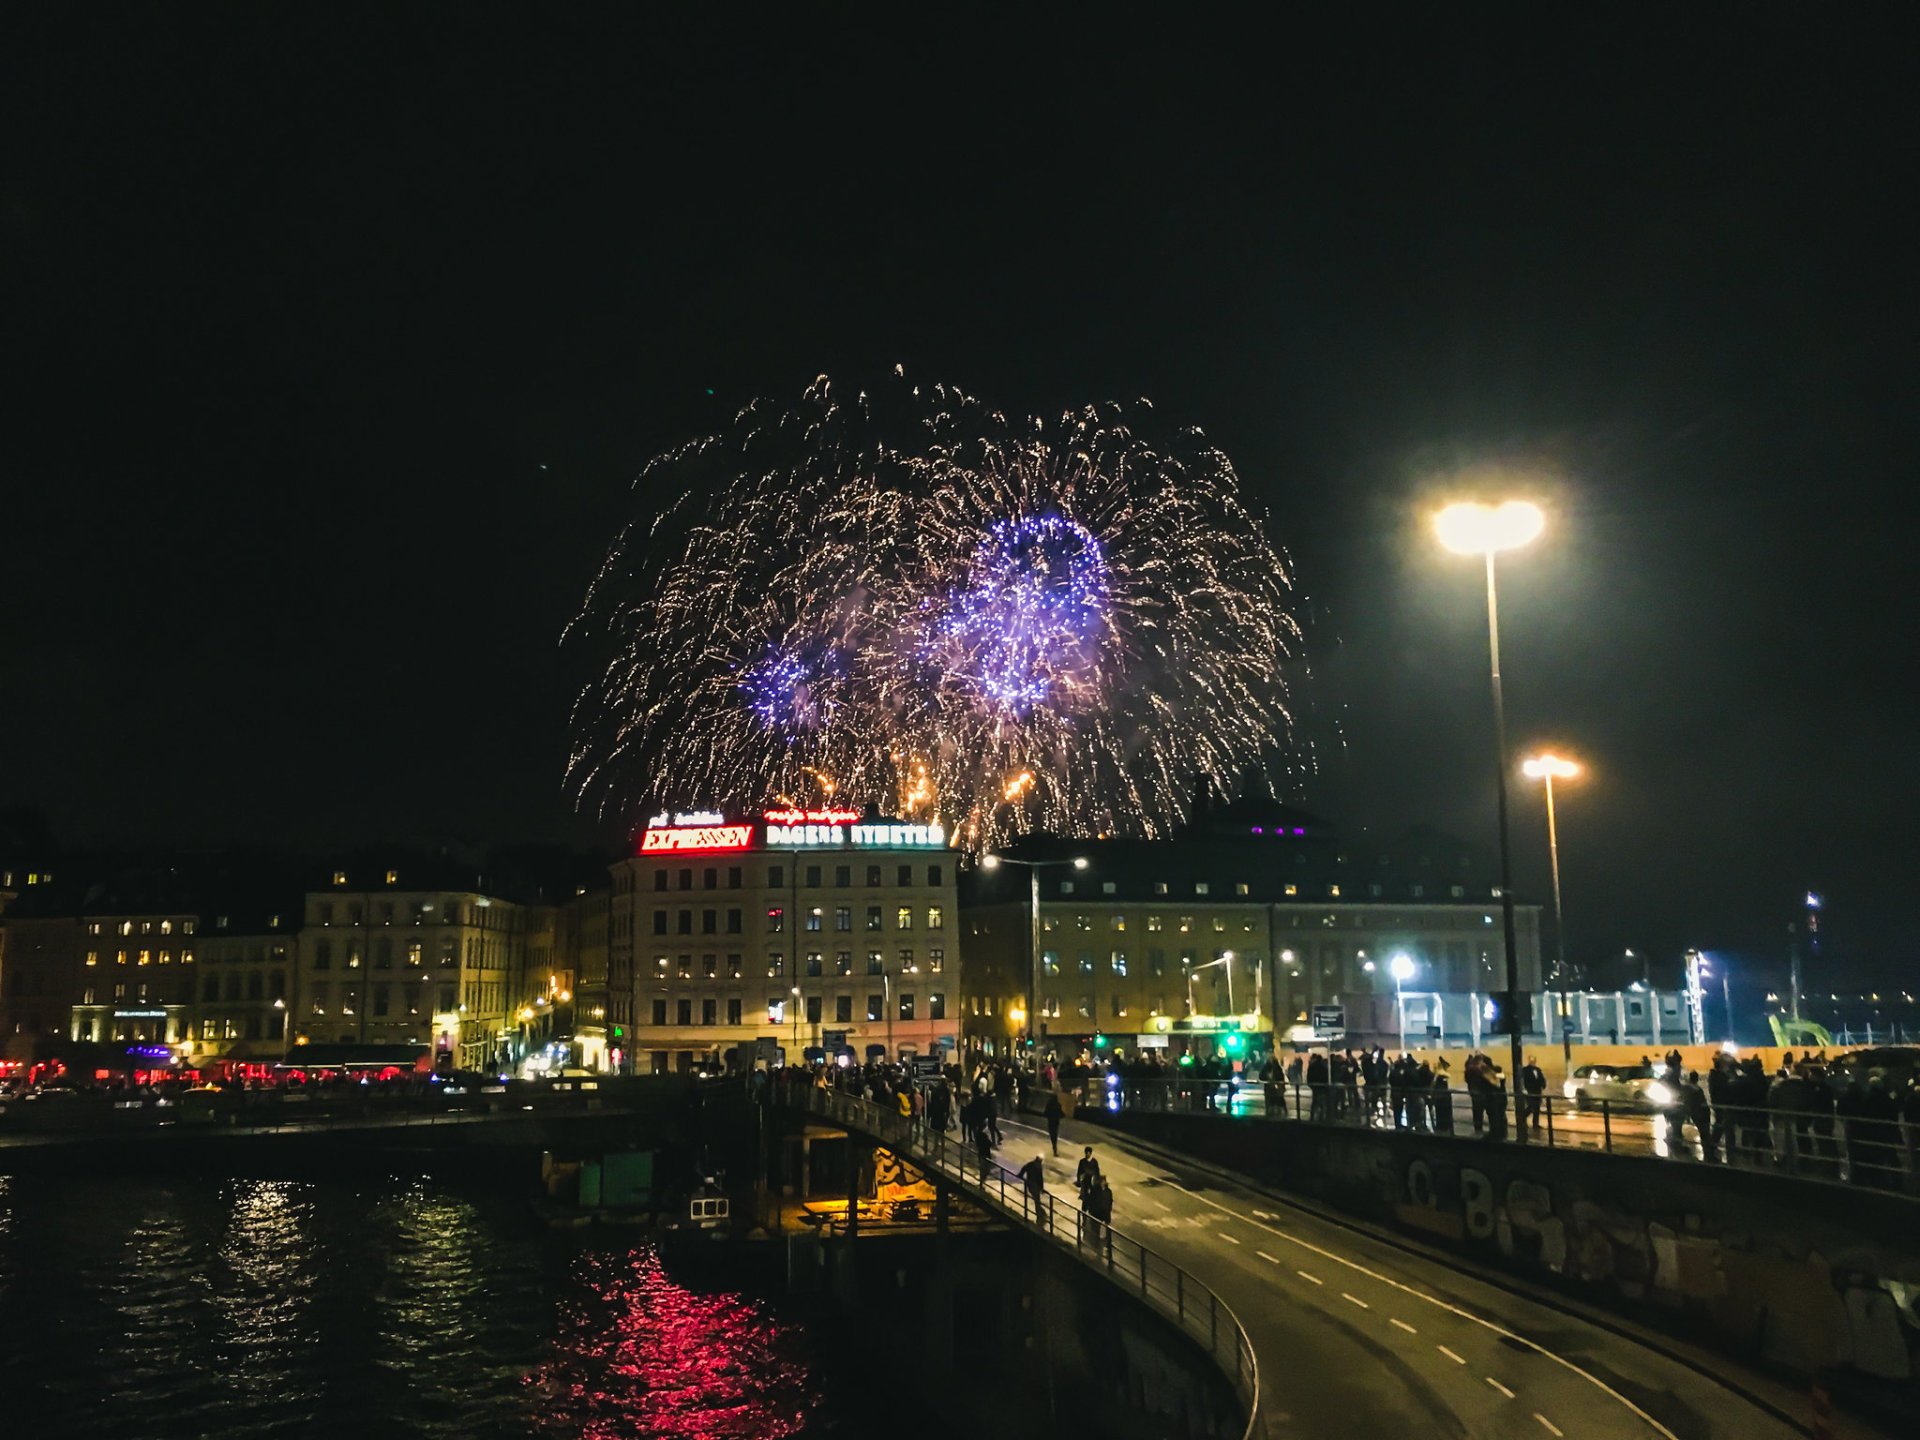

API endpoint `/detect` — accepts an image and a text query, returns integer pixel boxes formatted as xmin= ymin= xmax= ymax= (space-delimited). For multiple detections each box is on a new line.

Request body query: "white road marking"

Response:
xmin=1535 ymin=1415 xmax=1564 ymax=1437
xmin=1437 ymin=1345 xmax=1466 ymax=1365
xmin=1297 ymin=1270 xmax=1323 ymax=1285
xmin=1341 ymin=1292 xmax=1369 ymax=1309
xmin=1218 ymin=1232 xmax=1242 ymax=1244
xmin=1390 ymin=1317 xmax=1417 ymax=1334
xmin=1487 ymin=1378 xmax=1515 ymax=1399
xmin=1252 ymin=1208 xmax=1276 ymax=1219
xmin=1256 ymin=1250 xmax=1281 ymax=1264
xmin=1156 ymin=1174 xmax=1681 ymax=1440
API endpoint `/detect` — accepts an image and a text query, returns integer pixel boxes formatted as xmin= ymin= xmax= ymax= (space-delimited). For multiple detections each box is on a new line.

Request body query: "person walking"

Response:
xmin=1044 ymin=1089 xmax=1064 ymax=1155
xmin=1090 ymin=1176 xmax=1115 ymax=1261
xmin=973 ymin=1112 xmax=994 ymax=1179
xmin=1018 ymin=1154 xmax=1047 ymax=1219
xmin=1075 ymin=1145 xmax=1099 ymax=1194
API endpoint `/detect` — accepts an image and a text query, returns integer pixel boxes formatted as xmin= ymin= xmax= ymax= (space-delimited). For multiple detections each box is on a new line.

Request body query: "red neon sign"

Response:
xmin=640 ymin=824 xmax=753 ymax=854
xmin=763 ymin=806 xmax=861 ymax=827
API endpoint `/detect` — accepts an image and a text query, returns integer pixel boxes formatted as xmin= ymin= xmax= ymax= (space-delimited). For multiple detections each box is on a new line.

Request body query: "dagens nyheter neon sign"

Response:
xmin=762 ymin=809 xmax=946 ymax=849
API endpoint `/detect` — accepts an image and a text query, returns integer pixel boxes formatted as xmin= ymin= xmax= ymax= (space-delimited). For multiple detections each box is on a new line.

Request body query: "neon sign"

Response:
xmin=764 ymin=820 xmax=947 ymax=849
xmin=763 ymin=806 xmax=862 ymax=827
xmin=639 ymin=824 xmax=753 ymax=854
xmin=647 ymin=809 xmax=726 ymax=827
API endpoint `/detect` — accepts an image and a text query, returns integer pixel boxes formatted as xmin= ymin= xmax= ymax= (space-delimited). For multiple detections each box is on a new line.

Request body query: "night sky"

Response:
xmin=6 ymin=8 xmax=1915 ymax=989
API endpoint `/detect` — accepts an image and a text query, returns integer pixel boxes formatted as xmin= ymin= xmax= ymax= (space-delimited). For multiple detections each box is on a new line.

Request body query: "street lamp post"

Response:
xmin=789 ymin=985 xmax=801 ymax=1059
xmin=1438 ymin=499 xmax=1544 ymax=1135
xmin=1523 ymin=753 xmax=1580 ymax=1068
xmin=1390 ymin=952 xmax=1415 ymax=1051
xmin=979 ymin=852 xmax=1088 ymax=1066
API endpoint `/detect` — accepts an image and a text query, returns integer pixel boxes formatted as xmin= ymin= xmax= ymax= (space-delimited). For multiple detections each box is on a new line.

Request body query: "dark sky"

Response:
xmin=6 ymin=7 xmax=1915 ymax=990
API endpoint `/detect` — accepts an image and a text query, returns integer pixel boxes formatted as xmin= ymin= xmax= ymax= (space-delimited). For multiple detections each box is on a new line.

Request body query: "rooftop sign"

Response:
xmin=764 ymin=818 xmax=947 ymax=849
xmin=639 ymin=823 xmax=754 ymax=854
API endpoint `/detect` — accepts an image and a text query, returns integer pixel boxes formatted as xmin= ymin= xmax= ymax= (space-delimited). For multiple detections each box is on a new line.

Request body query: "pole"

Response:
xmin=1395 ymin=974 xmax=1406 ymax=1051
xmin=1028 ymin=866 xmax=1041 ymax=1068
xmin=886 ymin=971 xmax=894 ymax=1061
xmin=1485 ymin=550 xmax=1526 ymax=1135
xmin=1544 ymin=772 xmax=1571 ymax=1068
xmin=1722 ymin=972 xmax=1734 ymax=1043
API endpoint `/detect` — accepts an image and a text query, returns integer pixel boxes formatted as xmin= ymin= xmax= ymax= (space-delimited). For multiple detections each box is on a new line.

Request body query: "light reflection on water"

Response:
xmin=0 ymin=1177 xmax=834 ymax=1439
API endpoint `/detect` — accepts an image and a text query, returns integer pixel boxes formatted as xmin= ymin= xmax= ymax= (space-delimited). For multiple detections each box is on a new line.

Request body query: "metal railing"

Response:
xmin=1075 ymin=1078 xmax=1920 ymax=1193
xmin=782 ymin=1081 xmax=1262 ymax=1440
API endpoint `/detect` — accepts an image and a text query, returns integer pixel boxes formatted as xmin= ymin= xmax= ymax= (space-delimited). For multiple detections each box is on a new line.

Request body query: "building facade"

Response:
xmin=606 ymin=808 xmax=962 ymax=1074
xmin=959 ymin=809 xmax=1545 ymax=1058
xmin=294 ymin=864 xmax=532 ymax=1072
xmin=185 ymin=905 xmax=298 ymax=1068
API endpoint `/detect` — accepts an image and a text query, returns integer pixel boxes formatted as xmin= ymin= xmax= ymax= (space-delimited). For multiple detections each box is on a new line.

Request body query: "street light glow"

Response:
xmin=1522 ymin=753 xmax=1580 ymax=780
xmin=1435 ymin=499 xmax=1545 ymax=555
xmin=980 ymin=854 xmax=1001 ymax=870
xmin=1071 ymin=856 xmax=1090 ymax=869
xmin=1390 ymin=952 xmax=1415 ymax=982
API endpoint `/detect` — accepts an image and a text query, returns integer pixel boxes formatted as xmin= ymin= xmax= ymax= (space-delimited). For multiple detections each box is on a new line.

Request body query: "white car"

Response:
xmin=1563 ymin=1063 xmax=1675 ymax=1112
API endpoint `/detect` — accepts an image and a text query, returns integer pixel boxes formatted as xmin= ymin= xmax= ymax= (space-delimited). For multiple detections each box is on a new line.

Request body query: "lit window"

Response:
xmin=895 ymin=906 xmax=913 ymax=930
xmin=1329 ymin=885 xmax=1342 ymax=898
xmin=1284 ymin=884 xmax=1298 ymax=897
xmin=1147 ymin=915 xmax=1163 ymax=932
xmin=1102 ymin=881 xmax=1116 ymax=895
xmin=1110 ymin=914 xmax=1126 ymax=932
xmin=1111 ymin=951 xmax=1128 ymax=976
xmin=1042 ymin=950 xmax=1060 ymax=976
xmin=1235 ymin=883 xmax=1249 ymax=896
xmin=137 ymin=949 xmax=151 ymax=966
xmin=160 ymin=920 xmax=173 ymax=935
xmin=119 ymin=921 xmax=132 ymax=936
xmin=929 ymin=947 xmax=944 ymax=973
xmin=1060 ymin=881 xmax=1075 ymax=895
xmin=385 ymin=869 xmax=398 ymax=885
xmin=927 ymin=906 xmax=943 ymax=930
xmin=333 ymin=871 xmax=347 ymax=886
xmin=85 ymin=951 xmax=99 ymax=967
xmin=1179 ymin=916 xmax=1192 ymax=933
xmin=1195 ymin=882 xmax=1210 ymax=896
xmin=1212 ymin=918 xmax=1226 ymax=932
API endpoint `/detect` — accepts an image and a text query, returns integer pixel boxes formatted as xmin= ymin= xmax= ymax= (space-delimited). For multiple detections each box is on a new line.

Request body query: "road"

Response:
xmin=997 ymin=1108 xmax=1807 ymax=1440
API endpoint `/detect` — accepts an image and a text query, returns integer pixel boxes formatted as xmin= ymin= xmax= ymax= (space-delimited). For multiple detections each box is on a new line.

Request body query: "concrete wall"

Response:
xmin=1110 ymin=1110 xmax=1920 ymax=1410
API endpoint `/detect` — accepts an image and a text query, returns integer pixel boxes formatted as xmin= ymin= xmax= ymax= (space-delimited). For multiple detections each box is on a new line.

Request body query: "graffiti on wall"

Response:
xmin=1392 ymin=1153 xmax=1920 ymax=1383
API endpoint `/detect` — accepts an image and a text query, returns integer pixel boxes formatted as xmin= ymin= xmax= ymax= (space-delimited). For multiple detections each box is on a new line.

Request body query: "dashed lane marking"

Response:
xmin=1256 ymin=1250 xmax=1281 ymax=1264
xmin=1131 ymin=1169 xmax=1683 ymax=1440
xmin=1535 ymin=1415 xmax=1564 ymax=1437
xmin=1487 ymin=1378 xmax=1516 ymax=1399
xmin=1218 ymin=1232 xmax=1242 ymax=1244
xmin=1390 ymin=1318 xmax=1417 ymax=1334
xmin=1437 ymin=1346 xmax=1467 ymax=1365
xmin=1342 ymin=1292 xmax=1369 ymax=1309
xmin=1297 ymin=1270 xmax=1323 ymax=1286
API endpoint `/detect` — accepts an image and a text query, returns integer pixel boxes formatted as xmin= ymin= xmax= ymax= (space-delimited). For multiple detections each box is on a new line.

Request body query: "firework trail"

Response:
xmin=567 ymin=373 xmax=1304 ymax=849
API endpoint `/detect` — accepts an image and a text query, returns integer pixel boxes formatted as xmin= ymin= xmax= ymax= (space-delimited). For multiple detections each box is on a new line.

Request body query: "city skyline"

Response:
xmin=6 ymin=10 xmax=1914 ymax=987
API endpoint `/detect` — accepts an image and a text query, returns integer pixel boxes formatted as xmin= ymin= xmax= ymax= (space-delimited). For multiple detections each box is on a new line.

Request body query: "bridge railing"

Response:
xmin=1076 ymin=1078 xmax=1919 ymax=1193
xmin=785 ymin=1082 xmax=1262 ymax=1440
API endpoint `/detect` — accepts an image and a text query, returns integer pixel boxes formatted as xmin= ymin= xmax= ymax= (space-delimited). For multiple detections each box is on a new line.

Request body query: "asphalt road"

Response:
xmin=998 ymin=1109 xmax=1809 ymax=1440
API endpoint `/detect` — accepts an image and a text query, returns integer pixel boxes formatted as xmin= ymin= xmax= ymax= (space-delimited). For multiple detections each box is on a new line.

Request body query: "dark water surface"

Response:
xmin=0 ymin=1174 xmax=856 ymax=1439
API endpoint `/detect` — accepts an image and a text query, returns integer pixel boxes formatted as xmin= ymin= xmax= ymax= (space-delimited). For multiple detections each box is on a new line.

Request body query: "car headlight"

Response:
xmin=1644 ymin=1081 xmax=1673 ymax=1106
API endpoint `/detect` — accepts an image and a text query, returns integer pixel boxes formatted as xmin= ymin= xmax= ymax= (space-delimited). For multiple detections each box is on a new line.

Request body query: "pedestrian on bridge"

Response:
xmin=1045 ymin=1090 xmax=1064 ymax=1154
xmin=1089 ymin=1175 xmax=1115 ymax=1260
xmin=1019 ymin=1154 xmax=1047 ymax=1216
xmin=1519 ymin=1056 xmax=1546 ymax=1135
xmin=973 ymin=1113 xmax=994 ymax=1178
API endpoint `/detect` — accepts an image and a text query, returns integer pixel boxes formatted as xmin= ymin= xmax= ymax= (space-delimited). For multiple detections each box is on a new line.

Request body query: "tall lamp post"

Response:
xmin=1389 ymin=952 xmax=1415 ymax=1051
xmin=1437 ymin=499 xmax=1544 ymax=1135
xmin=1522 ymin=753 xmax=1580 ymax=1068
xmin=979 ymin=852 xmax=1088 ymax=1067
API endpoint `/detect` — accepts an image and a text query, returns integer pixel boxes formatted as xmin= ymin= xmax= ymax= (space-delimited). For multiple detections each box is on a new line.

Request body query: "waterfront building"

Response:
xmin=294 ymin=861 xmax=533 ymax=1073
xmin=958 ymin=804 xmax=1545 ymax=1058
xmin=183 ymin=902 xmax=299 ymax=1069
xmin=606 ymin=808 xmax=961 ymax=1074
xmin=0 ymin=893 xmax=81 ymax=1061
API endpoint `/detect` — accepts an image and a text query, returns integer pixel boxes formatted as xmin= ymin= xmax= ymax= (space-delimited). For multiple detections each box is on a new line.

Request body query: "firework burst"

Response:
xmin=567 ymin=373 xmax=1304 ymax=848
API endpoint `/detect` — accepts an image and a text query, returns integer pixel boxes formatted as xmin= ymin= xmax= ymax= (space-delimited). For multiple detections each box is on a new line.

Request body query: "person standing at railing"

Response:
xmin=1430 ymin=1057 xmax=1453 ymax=1133
xmin=1306 ymin=1051 xmax=1329 ymax=1122
xmin=972 ymin=1107 xmax=994 ymax=1178
xmin=1519 ymin=1056 xmax=1546 ymax=1136
xmin=1089 ymin=1175 xmax=1115 ymax=1260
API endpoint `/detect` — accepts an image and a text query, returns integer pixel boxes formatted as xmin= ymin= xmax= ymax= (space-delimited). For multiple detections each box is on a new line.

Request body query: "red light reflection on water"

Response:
xmin=525 ymin=1247 xmax=820 ymax=1438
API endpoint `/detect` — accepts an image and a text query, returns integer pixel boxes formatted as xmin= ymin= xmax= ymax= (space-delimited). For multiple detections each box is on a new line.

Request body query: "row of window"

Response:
xmin=308 ymin=936 xmax=509 ymax=971
xmin=87 ymin=918 xmax=196 ymax=936
xmin=1057 ymin=880 xmax=1475 ymax=899
xmin=1044 ymin=914 xmax=1253 ymax=935
xmin=1040 ymin=947 xmax=1233 ymax=977
xmin=646 ymin=863 xmax=946 ymax=892
xmin=707 ymin=991 xmax=947 ymax=1026
xmin=86 ymin=949 xmax=196 ymax=966
xmin=314 ymin=898 xmax=497 ymax=927
xmin=650 ymin=905 xmax=942 ymax=937
xmin=968 ymin=995 xmax=1171 ymax=1019
xmin=307 ymin=982 xmax=462 ymax=1017
xmin=652 ymin=947 xmax=945 ymax=979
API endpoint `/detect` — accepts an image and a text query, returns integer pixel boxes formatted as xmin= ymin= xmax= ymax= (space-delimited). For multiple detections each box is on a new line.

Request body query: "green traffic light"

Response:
xmin=1093 ymin=1033 xmax=1108 ymax=1049
xmin=1224 ymin=1033 xmax=1244 ymax=1053
xmin=1178 ymin=1053 xmax=1194 ymax=1067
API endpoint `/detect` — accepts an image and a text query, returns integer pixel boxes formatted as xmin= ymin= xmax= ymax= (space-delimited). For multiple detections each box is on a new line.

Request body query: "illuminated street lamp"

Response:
xmin=980 ymin=852 xmax=1089 ymax=1064
xmin=1437 ymin=498 xmax=1544 ymax=1132
xmin=1187 ymin=952 xmax=1236 ymax=1017
xmin=1522 ymin=752 xmax=1580 ymax=1065
xmin=1390 ymin=952 xmax=1415 ymax=1051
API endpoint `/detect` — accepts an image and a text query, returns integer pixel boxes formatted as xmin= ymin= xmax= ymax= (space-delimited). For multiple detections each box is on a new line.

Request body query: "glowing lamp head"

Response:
xmin=980 ymin=855 xmax=1002 ymax=871
xmin=1390 ymin=953 xmax=1415 ymax=982
xmin=1435 ymin=500 xmax=1545 ymax=555
xmin=1362 ymin=959 xmax=1377 ymax=974
xmin=1522 ymin=754 xmax=1580 ymax=781
xmin=1071 ymin=857 xmax=1090 ymax=870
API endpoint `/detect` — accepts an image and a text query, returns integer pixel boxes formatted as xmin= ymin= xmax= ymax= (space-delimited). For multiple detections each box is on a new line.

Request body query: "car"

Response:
xmin=1563 ymin=1063 xmax=1675 ymax=1112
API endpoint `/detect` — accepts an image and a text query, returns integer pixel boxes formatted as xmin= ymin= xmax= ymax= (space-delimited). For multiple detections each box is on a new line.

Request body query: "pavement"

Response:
xmin=996 ymin=1108 xmax=1835 ymax=1440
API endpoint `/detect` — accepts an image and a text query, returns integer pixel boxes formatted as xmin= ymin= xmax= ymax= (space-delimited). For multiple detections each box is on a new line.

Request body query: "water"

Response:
xmin=0 ymin=1173 xmax=854 ymax=1438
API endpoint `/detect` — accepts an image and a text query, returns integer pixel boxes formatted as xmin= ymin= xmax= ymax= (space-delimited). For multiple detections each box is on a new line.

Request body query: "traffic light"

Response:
xmin=1223 ymin=1032 xmax=1245 ymax=1055
xmin=612 ymin=1025 xmax=624 ymax=1039
xmin=1093 ymin=1032 xmax=1109 ymax=1050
